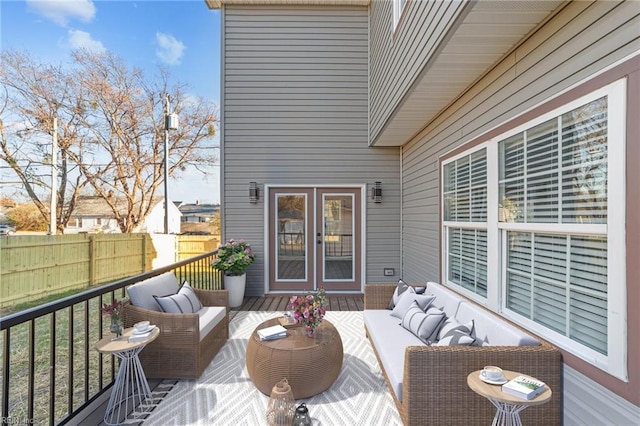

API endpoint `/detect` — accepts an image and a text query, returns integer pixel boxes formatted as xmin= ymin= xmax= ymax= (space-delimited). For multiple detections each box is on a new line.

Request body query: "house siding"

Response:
xmin=221 ymin=5 xmax=400 ymax=296
xmin=368 ymin=0 xmax=469 ymax=145
xmin=397 ymin=0 xmax=639 ymax=418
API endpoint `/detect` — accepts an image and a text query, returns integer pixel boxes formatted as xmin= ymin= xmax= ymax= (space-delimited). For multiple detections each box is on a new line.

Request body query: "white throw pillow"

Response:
xmin=435 ymin=318 xmax=477 ymax=346
xmin=388 ymin=279 xmax=412 ymax=309
xmin=153 ymin=281 xmax=203 ymax=314
xmin=400 ymin=302 xmax=446 ymax=344
xmin=390 ymin=292 xmax=436 ymax=319
xmin=437 ymin=318 xmax=475 ymax=341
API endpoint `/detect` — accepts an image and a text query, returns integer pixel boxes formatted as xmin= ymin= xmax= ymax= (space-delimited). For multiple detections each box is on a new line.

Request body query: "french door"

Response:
xmin=268 ymin=187 xmax=361 ymax=292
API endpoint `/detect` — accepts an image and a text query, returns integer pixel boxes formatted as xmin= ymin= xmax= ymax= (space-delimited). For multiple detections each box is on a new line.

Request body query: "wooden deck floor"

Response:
xmin=231 ymin=294 xmax=364 ymax=312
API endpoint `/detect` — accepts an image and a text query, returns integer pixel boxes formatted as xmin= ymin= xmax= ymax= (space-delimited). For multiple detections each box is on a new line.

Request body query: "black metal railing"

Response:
xmin=0 ymin=250 xmax=221 ymax=425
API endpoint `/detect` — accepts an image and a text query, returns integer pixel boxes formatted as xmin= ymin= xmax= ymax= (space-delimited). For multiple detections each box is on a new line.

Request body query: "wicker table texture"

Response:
xmin=246 ymin=318 xmax=343 ymax=399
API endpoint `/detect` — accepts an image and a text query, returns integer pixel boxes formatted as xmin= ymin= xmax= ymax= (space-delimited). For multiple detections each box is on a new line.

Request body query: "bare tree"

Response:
xmin=0 ymin=49 xmax=218 ymax=233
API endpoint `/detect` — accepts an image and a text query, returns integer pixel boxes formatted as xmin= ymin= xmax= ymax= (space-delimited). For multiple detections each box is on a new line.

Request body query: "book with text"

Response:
xmin=257 ymin=324 xmax=288 ymax=341
xmin=501 ymin=375 xmax=546 ymax=400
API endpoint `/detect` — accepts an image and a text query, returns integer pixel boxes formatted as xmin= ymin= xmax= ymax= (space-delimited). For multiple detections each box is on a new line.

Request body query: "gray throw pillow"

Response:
xmin=435 ymin=330 xmax=477 ymax=346
xmin=437 ymin=318 xmax=475 ymax=340
xmin=435 ymin=318 xmax=476 ymax=346
xmin=391 ymin=292 xmax=436 ymax=319
xmin=153 ymin=281 xmax=203 ymax=314
xmin=400 ymin=302 xmax=446 ymax=344
xmin=388 ymin=279 xmax=412 ymax=310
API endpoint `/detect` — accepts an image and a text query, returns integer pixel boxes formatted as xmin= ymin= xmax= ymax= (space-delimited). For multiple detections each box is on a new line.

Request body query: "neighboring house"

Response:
xmin=177 ymin=201 xmax=219 ymax=234
xmin=206 ymin=0 xmax=639 ymax=422
xmin=178 ymin=201 xmax=220 ymax=223
xmin=66 ymin=196 xmax=182 ymax=234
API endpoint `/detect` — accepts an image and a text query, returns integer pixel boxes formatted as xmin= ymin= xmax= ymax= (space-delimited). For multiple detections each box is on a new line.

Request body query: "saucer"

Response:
xmin=479 ymin=374 xmax=507 ymax=385
xmin=133 ymin=325 xmax=155 ymax=334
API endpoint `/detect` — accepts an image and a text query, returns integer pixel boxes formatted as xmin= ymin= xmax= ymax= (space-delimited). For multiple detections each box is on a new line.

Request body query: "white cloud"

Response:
xmin=27 ymin=0 xmax=96 ymax=27
xmin=67 ymin=29 xmax=105 ymax=52
xmin=155 ymin=32 xmax=185 ymax=65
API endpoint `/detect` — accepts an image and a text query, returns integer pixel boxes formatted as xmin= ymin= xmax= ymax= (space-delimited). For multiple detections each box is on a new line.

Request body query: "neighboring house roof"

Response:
xmin=178 ymin=203 xmax=220 ymax=216
xmin=205 ymin=0 xmax=369 ymax=9
xmin=72 ymin=196 xmax=166 ymax=217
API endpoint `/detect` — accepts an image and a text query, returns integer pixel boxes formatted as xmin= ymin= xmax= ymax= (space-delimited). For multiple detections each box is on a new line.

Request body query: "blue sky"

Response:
xmin=1 ymin=0 xmax=222 ymax=204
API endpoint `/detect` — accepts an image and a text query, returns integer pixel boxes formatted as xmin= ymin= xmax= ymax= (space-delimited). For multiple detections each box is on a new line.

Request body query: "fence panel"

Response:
xmin=176 ymin=235 xmax=219 ymax=261
xmin=0 ymin=234 xmax=155 ymax=308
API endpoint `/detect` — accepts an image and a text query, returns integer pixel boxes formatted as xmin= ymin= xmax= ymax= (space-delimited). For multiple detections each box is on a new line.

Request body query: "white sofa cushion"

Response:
xmin=127 ymin=272 xmax=180 ymax=312
xmin=425 ymin=282 xmax=463 ymax=318
xmin=198 ymin=306 xmax=226 ymax=341
xmin=363 ymin=309 xmax=423 ymax=402
xmin=455 ymin=302 xmax=540 ymax=346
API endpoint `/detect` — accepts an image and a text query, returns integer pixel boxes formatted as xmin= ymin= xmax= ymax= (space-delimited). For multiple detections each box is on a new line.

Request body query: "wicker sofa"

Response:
xmin=122 ymin=272 xmax=229 ymax=379
xmin=364 ymin=282 xmax=562 ymax=426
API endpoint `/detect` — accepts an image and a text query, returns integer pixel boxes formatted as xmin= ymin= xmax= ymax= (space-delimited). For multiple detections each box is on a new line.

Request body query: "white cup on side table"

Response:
xmin=481 ymin=366 xmax=504 ymax=381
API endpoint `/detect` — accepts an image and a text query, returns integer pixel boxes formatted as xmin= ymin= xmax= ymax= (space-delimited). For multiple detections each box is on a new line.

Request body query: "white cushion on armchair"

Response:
xmin=198 ymin=306 xmax=227 ymax=341
xmin=127 ymin=272 xmax=180 ymax=311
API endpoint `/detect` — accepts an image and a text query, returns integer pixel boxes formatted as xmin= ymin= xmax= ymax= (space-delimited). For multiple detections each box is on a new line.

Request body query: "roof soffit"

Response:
xmin=371 ymin=0 xmax=566 ymax=147
xmin=205 ymin=0 xmax=370 ymax=9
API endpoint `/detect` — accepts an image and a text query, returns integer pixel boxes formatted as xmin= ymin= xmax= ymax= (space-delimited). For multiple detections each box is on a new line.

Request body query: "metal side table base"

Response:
xmin=104 ymin=345 xmax=153 ymax=425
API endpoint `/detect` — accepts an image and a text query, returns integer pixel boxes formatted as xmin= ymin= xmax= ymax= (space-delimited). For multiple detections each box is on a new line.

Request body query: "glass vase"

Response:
xmin=305 ymin=324 xmax=316 ymax=338
xmin=110 ymin=316 xmax=123 ymax=339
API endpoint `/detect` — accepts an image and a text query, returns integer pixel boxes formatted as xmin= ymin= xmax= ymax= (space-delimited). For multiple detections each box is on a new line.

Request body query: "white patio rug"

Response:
xmin=141 ymin=311 xmax=402 ymax=425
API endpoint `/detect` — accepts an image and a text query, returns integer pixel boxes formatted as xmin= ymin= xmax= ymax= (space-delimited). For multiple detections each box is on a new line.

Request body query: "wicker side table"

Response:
xmin=246 ymin=318 xmax=343 ymax=398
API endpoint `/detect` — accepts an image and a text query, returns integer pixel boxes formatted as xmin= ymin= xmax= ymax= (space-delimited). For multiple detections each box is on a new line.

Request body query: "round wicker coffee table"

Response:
xmin=246 ymin=317 xmax=343 ymax=398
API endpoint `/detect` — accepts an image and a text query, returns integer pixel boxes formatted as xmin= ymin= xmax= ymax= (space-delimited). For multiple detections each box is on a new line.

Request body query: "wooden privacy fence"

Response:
xmin=0 ymin=234 xmax=156 ymax=307
xmin=176 ymin=235 xmax=219 ymax=261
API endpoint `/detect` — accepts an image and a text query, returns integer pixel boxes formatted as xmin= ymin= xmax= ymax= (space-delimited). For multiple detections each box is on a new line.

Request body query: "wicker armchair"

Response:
xmin=123 ymin=276 xmax=229 ymax=379
xmin=364 ymin=283 xmax=563 ymax=426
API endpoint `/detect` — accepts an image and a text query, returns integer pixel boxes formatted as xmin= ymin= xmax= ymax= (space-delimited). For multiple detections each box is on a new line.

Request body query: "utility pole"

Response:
xmin=164 ymin=95 xmax=170 ymax=234
xmin=164 ymin=94 xmax=179 ymax=234
xmin=50 ymin=116 xmax=57 ymax=235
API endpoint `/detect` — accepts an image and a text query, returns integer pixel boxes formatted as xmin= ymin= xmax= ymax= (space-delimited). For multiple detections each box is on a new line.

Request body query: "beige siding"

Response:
xmin=368 ymin=0 xmax=469 ymax=144
xmin=222 ymin=5 xmax=401 ymax=295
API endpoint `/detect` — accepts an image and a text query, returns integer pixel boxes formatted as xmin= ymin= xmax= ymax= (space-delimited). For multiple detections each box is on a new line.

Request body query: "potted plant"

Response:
xmin=211 ymin=239 xmax=255 ymax=307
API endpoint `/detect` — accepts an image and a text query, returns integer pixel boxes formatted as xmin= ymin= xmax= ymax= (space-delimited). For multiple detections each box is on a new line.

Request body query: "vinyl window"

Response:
xmin=441 ymin=79 xmax=627 ymax=380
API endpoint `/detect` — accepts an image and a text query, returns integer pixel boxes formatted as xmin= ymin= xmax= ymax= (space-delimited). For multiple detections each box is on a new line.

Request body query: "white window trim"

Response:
xmin=393 ymin=0 xmax=407 ymax=29
xmin=441 ymin=78 xmax=628 ymax=381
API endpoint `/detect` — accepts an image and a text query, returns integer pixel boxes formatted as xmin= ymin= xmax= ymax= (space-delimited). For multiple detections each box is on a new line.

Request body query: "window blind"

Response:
xmin=506 ymin=231 xmax=608 ymax=355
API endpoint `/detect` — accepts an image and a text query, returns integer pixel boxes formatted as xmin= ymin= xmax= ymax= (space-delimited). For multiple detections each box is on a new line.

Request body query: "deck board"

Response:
xmin=232 ymin=294 xmax=364 ymax=312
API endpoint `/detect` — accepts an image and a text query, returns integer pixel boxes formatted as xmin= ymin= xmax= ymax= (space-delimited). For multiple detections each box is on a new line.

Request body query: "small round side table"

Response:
xmin=467 ymin=370 xmax=552 ymax=426
xmin=95 ymin=327 xmax=160 ymax=425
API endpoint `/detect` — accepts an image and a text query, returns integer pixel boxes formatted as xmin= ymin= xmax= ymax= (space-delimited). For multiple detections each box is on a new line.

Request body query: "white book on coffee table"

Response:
xmin=257 ymin=325 xmax=287 ymax=341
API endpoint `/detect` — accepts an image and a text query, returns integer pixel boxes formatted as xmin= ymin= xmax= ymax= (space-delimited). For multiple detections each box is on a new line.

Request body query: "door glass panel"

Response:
xmin=323 ymin=195 xmax=354 ymax=280
xmin=277 ymin=194 xmax=306 ymax=280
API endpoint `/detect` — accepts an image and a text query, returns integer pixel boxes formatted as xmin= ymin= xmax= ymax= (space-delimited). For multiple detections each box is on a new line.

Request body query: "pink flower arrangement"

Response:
xmin=100 ymin=298 xmax=124 ymax=320
xmin=289 ymin=288 xmax=327 ymax=337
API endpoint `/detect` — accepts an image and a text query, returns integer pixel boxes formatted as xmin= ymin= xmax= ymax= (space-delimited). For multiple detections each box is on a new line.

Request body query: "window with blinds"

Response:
xmin=443 ymin=149 xmax=487 ymax=297
xmin=440 ymin=78 xmax=626 ymax=379
xmin=499 ymin=97 xmax=609 ymax=355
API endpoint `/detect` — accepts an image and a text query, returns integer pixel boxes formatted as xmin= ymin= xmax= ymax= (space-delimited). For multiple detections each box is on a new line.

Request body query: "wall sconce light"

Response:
xmin=371 ymin=181 xmax=382 ymax=203
xmin=249 ymin=181 xmax=259 ymax=203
